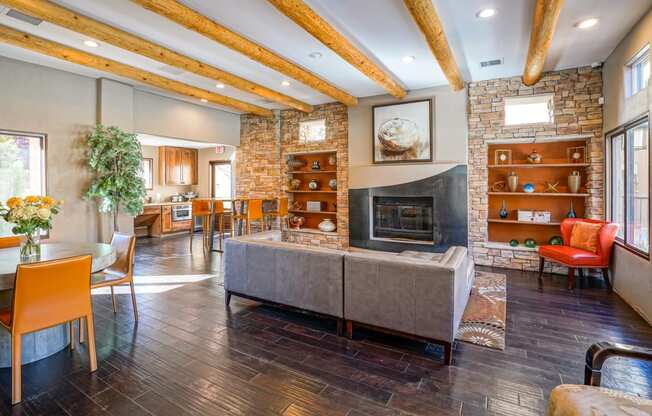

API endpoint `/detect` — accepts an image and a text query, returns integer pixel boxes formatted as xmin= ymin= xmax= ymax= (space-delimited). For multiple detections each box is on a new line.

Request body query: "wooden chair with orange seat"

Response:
xmin=0 ymin=236 xmax=20 ymax=249
xmin=265 ymin=197 xmax=289 ymax=231
xmin=211 ymin=200 xmax=226 ymax=252
xmin=190 ymin=199 xmax=213 ymax=253
xmin=538 ymin=218 xmax=619 ymax=291
xmin=0 ymin=255 xmax=97 ymax=404
xmin=230 ymin=199 xmax=265 ymax=236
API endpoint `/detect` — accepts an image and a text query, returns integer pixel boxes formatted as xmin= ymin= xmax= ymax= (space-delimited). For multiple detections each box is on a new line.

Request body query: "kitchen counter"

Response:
xmin=143 ymin=201 xmax=192 ymax=207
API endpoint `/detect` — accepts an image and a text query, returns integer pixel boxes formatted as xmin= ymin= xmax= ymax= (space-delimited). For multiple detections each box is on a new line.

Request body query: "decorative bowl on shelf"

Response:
xmin=509 ymin=239 xmax=519 ymax=247
xmin=318 ymin=218 xmax=336 ymax=232
xmin=287 ymin=158 xmax=306 ymax=170
xmin=549 ymin=236 xmax=563 ymax=246
xmin=308 ymin=179 xmax=319 ymax=190
xmin=524 ymin=238 xmax=537 ymax=248
xmin=328 ymin=178 xmax=337 ymax=191
xmin=527 ymin=149 xmax=542 ymax=164
xmin=523 ymin=183 xmax=535 ymax=193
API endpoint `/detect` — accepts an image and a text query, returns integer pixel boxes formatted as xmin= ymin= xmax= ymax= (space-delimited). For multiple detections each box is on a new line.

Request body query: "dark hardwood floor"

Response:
xmin=1 ymin=234 xmax=651 ymax=415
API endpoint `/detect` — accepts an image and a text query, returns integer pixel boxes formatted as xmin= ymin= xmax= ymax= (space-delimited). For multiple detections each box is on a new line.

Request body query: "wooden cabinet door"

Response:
xmin=162 ymin=206 xmax=173 ymax=233
xmin=166 ymin=148 xmax=183 ymax=185
xmin=172 ymin=219 xmax=192 ymax=231
xmin=180 ymin=149 xmax=197 ymax=185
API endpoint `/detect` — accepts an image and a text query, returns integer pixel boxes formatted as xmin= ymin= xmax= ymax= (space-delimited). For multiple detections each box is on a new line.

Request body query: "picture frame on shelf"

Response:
xmin=567 ymin=146 xmax=586 ymax=163
xmin=372 ymin=99 xmax=433 ymax=164
xmin=494 ymin=149 xmax=512 ymax=165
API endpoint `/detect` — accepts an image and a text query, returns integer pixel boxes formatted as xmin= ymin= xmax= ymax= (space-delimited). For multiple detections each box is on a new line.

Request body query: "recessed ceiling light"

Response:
xmin=200 ymin=98 xmax=208 ymax=103
xmin=281 ymin=80 xmax=291 ymax=87
xmin=401 ymin=55 xmax=416 ymax=63
xmin=476 ymin=8 xmax=496 ymax=19
xmin=308 ymin=52 xmax=323 ymax=59
xmin=576 ymin=18 xmax=598 ymax=29
xmin=83 ymin=40 xmax=99 ymax=48
xmin=216 ymin=83 xmax=225 ymax=89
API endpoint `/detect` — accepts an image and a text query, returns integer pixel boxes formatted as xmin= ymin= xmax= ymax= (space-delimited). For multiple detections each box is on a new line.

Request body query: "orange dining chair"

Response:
xmin=244 ymin=199 xmax=265 ymax=235
xmin=190 ymin=199 xmax=213 ymax=253
xmin=89 ymin=233 xmax=138 ymax=320
xmin=230 ymin=199 xmax=247 ymax=237
xmin=265 ymin=198 xmax=289 ymax=231
xmin=212 ymin=200 xmax=226 ymax=252
xmin=0 ymin=255 xmax=97 ymax=404
xmin=0 ymin=236 xmax=20 ymax=249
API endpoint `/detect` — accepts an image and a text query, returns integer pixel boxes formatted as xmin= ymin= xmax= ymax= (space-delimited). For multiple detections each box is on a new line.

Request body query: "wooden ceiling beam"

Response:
xmin=0 ymin=24 xmax=273 ymax=117
xmin=131 ymin=0 xmax=358 ymax=106
xmin=267 ymin=0 xmax=406 ymax=99
xmin=523 ymin=0 xmax=564 ymax=86
xmin=403 ymin=0 xmax=465 ymax=91
xmin=1 ymin=0 xmax=312 ymax=113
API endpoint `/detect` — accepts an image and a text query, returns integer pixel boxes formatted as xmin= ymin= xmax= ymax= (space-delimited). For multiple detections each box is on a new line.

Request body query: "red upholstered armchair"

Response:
xmin=538 ymin=219 xmax=619 ymax=290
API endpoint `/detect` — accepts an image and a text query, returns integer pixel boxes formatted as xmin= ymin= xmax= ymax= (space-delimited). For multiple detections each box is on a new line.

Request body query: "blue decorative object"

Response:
xmin=523 ymin=183 xmax=535 ymax=193
xmin=567 ymin=200 xmax=577 ymax=218
xmin=549 ymin=236 xmax=563 ymax=245
xmin=509 ymin=239 xmax=519 ymax=247
xmin=499 ymin=200 xmax=508 ymax=219
xmin=524 ymin=238 xmax=537 ymax=248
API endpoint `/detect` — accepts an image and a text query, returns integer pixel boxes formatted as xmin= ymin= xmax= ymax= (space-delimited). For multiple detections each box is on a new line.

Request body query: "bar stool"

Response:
xmin=0 ymin=236 xmax=20 ymax=249
xmin=266 ymin=197 xmax=289 ymax=231
xmin=190 ymin=199 xmax=213 ymax=253
xmin=211 ymin=200 xmax=226 ymax=252
xmin=245 ymin=199 xmax=265 ymax=235
xmin=230 ymin=199 xmax=247 ymax=237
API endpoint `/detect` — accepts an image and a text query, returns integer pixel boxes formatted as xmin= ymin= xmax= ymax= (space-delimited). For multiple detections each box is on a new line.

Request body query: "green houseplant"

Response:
xmin=84 ymin=125 xmax=145 ymax=232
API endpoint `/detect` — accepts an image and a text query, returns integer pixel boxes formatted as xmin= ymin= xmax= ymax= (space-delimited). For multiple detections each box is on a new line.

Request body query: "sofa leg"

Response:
xmin=567 ymin=267 xmax=575 ymax=290
xmin=345 ymin=321 xmax=353 ymax=340
xmin=443 ymin=342 xmax=452 ymax=365
xmin=602 ymin=268 xmax=612 ymax=293
xmin=225 ymin=291 xmax=232 ymax=306
xmin=538 ymin=257 xmax=545 ymax=287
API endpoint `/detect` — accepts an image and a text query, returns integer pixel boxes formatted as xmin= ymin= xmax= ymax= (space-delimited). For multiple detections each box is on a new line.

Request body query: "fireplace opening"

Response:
xmin=372 ymin=196 xmax=434 ymax=243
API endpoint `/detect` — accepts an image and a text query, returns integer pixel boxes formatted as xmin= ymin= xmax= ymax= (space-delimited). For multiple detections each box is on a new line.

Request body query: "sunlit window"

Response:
xmin=608 ymin=117 xmax=649 ymax=256
xmin=504 ymin=95 xmax=554 ymax=126
xmin=0 ymin=131 xmax=46 ymax=237
xmin=628 ymin=45 xmax=650 ymax=96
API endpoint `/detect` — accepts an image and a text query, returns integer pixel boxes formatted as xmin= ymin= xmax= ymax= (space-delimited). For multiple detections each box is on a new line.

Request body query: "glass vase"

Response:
xmin=20 ymin=231 xmax=41 ymax=260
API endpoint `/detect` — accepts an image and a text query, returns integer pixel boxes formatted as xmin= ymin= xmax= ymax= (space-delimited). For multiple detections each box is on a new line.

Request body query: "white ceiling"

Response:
xmin=0 ymin=0 xmax=649 ymax=114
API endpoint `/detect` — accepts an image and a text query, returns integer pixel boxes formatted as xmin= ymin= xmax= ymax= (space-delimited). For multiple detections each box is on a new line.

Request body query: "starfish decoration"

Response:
xmin=545 ymin=181 xmax=560 ymax=193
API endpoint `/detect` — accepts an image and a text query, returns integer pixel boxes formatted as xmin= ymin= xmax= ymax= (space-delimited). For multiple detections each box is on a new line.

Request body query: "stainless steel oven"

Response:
xmin=171 ymin=204 xmax=191 ymax=221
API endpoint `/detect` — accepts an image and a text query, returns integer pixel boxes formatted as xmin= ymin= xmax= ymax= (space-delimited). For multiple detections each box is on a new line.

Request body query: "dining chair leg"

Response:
xmin=538 ymin=257 xmax=545 ymax=287
xmin=602 ymin=268 xmax=612 ymax=292
xmin=110 ymin=286 xmax=117 ymax=313
xmin=79 ymin=317 xmax=85 ymax=344
xmin=219 ymin=215 xmax=224 ymax=251
xmin=11 ymin=334 xmax=21 ymax=405
xmin=85 ymin=314 xmax=98 ymax=372
xmin=69 ymin=321 xmax=75 ymax=350
xmin=189 ymin=220 xmax=194 ymax=253
xmin=130 ymin=281 xmax=139 ymax=322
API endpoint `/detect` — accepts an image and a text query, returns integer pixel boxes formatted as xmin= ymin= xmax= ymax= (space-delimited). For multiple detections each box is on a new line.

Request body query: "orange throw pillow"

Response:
xmin=570 ymin=222 xmax=602 ymax=253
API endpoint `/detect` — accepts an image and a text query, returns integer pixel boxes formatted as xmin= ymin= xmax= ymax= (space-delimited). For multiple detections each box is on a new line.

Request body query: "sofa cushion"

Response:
xmin=539 ymin=245 xmax=603 ymax=267
xmin=570 ymin=222 xmax=602 ymax=253
xmin=397 ymin=251 xmax=445 ymax=262
xmin=548 ymin=384 xmax=652 ymax=415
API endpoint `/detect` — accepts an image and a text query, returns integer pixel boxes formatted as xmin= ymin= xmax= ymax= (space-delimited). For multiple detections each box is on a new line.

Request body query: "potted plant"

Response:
xmin=0 ymin=196 xmax=62 ymax=259
xmin=84 ymin=125 xmax=146 ymax=233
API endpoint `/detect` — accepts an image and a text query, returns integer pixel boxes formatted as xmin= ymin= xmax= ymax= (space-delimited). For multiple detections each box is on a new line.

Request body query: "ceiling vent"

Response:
xmin=480 ymin=58 xmax=503 ymax=68
xmin=157 ymin=65 xmax=184 ymax=76
xmin=6 ymin=9 xmax=43 ymax=26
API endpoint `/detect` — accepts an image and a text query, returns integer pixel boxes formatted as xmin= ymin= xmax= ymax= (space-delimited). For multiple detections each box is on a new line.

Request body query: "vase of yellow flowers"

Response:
xmin=0 ymin=196 xmax=62 ymax=259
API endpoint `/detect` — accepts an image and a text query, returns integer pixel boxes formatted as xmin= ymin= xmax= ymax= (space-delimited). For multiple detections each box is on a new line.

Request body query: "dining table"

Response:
xmin=0 ymin=242 xmax=116 ymax=368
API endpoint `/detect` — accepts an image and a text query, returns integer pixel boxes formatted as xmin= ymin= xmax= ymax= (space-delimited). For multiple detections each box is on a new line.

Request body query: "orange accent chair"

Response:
xmin=0 ymin=236 xmax=20 ymax=249
xmin=538 ymin=218 xmax=619 ymax=291
xmin=0 ymin=255 xmax=97 ymax=404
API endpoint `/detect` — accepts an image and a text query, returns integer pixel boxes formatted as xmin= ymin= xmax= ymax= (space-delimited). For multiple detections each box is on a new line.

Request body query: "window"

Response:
xmin=608 ymin=117 xmax=650 ymax=256
xmin=627 ymin=45 xmax=650 ymax=96
xmin=0 ymin=131 xmax=46 ymax=237
xmin=140 ymin=158 xmax=153 ymax=190
xmin=504 ymin=94 xmax=554 ymax=125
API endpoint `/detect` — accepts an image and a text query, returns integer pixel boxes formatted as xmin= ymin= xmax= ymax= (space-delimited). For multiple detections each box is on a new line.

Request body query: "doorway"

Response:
xmin=210 ymin=161 xmax=233 ymax=209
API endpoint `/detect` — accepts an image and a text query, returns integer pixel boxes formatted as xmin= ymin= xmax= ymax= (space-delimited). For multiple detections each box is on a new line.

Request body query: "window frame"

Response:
xmin=606 ymin=113 xmax=650 ymax=259
xmin=503 ymin=94 xmax=555 ymax=126
xmin=0 ymin=129 xmax=49 ymax=238
xmin=626 ymin=44 xmax=650 ymax=97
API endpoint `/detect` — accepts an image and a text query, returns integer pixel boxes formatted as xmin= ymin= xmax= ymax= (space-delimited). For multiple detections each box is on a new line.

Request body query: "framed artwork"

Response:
xmin=140 ymin=158 xmax=153 ymax=190
xmin=567 ymin=146 xmax=586 ymax=163
xmin=372 ymin=99 xmax=433 ymax=164
xmin=494 ymin=149 xmax=512 ymax=165
xmin=299 ymin=118 xmax=326 ymax=142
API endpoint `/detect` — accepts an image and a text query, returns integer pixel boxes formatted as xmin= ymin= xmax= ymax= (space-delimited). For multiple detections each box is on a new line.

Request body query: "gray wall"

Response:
xmin=0 ymin=56 xmax=241 ymax=243
xmin=603 ymin=7 xmax=652 ymax=323
xmin=348 ymin=85 xmax=467 ymax=189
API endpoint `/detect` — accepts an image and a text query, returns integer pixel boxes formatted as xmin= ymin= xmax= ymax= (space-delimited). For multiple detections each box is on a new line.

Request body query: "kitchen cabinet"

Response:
xmin=159 ymin=146 xmax=198 ymax=185
xmin=161 ymin=206 xmax=173 ymax=233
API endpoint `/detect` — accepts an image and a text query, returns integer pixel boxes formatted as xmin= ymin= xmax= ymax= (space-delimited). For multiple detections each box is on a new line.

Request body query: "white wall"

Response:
xmin=603 ymin=8 xmax=652 ymax=323
xmin=348 ymin=85 xmax=467 ymax=189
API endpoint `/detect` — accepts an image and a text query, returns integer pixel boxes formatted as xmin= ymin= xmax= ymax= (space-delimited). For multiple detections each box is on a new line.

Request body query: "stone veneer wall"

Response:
xmin=280 ymin=103 xmax=349 ymax=249
xmin=468 ymin=67 xmax=604 ymax=270
xmin=235 ymin=103 xmax=349 ymax=249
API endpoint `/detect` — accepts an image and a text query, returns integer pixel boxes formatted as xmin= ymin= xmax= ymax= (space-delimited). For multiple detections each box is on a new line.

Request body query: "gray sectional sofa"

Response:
xmin=224 ymin=232 xmax=474 ymax=364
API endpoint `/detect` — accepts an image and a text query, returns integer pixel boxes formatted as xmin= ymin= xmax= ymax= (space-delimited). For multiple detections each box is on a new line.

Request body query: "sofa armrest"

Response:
xmin=585 ymin=342 xmax=652 ymax=386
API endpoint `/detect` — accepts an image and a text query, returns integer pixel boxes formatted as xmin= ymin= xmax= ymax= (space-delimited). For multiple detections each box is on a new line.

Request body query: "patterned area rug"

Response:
xmin=456 ymin=271 xmax=507 ymax=350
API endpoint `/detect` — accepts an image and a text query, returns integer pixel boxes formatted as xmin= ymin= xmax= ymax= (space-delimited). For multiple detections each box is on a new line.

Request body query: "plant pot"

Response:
xmin=507 ymin=172 xmax=519 ymax=192
xmin=568 ymin=171 xmax=581 ymax=194
xmin=20 ymin=231 xmax=41 ymax=260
